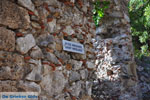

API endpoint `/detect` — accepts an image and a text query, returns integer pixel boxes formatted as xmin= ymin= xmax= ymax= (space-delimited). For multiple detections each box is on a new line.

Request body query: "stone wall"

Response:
xmin=0 ymin=0 xmax=96 ymax=100
xmin=0 ymin=0 xmax=142 ymax=100
xmin=92 ymin=0 xmax=141 ymax=100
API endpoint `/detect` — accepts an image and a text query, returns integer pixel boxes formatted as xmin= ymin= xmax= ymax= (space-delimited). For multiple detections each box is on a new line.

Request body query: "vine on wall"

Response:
xmin=92 ymin=0 xmax=110 ymax=27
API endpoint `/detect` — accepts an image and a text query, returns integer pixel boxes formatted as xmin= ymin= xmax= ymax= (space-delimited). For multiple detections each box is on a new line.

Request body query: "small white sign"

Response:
xmin=62 ymin=40 xmax=84 ymax=54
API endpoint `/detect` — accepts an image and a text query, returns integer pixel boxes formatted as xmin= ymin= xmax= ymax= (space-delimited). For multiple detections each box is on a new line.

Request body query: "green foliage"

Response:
xmin=92 ymin=1 xmax=110 ymax=27
xmin=129 ymin=0 xmax=150 ymax=58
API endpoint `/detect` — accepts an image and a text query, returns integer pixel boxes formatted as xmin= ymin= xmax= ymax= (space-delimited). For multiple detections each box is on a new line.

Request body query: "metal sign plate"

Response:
xmin=62 ymin=40 xmax=84 ymax=54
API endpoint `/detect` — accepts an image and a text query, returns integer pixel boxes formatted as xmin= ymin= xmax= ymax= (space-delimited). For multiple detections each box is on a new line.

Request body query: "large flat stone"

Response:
xmin=48 ymin=18 xmax=56 ymax=33
xmin=44 ymin=0 xmax=58 ymax=6
xmin=0 ymin=51 xmax=25 ymax=66
xmin=63 ymin=26 xmax=75 ymax=35
xmin=0 ymin=27 xmax=15 ymax=51
xmin=69 ymin=71 xmax=80 ymax=82
xmin=18 ymin=81 xmax=41 ymax=93
xmin=16 ymin=34 xmax=36 ymax=54
xmin=86 ymin=61 xmax=95 ymax=69
xmin=46 ymin=52 xmax=60 ymax=64
xmin=36 ymin=34 xmax=54 ymax=47
xmin=40 ymin=71 xmax=67 ymax=96
xmin=69 ymin=60 xmax=83 ymax=70
xmin=70 ymin=81 xmax=82 ymax=97
xmin=0 ymin=51 xmax=25 ymax=80
xmin=18 ymin=0 xmax=35 ymax=12
xmin=30 ymin=46 xmax=44 ymax=59
xmin=26 ymin=59 xmax=42 ymax=82
xmin=0 ymin=0 xmax=30 ymax=29
xmin=0 ymin=81 xmax=18 ymax=92
xmin=0 ymin=66 xmax=24 ymax=80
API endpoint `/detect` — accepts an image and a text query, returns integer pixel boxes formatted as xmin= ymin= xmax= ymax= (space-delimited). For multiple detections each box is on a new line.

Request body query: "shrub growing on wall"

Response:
xmin=92 ymin=0 xmax=110 ymax=27
xmin=129 ymin=0 xmax=150 ymax=58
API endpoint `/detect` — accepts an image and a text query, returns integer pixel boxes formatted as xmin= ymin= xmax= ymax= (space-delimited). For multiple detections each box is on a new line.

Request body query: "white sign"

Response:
xmin=62 ymin=40 xmax=84 ymax=54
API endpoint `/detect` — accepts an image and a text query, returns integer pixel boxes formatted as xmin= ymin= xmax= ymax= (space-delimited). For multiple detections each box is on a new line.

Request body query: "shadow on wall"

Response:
xmin=91 ymin=78 xmax=141 ymax=100
xmin=135 ymin=57 xmax=150 ymax=100
xmin=92 ymin=79 xmax=121 ymax=100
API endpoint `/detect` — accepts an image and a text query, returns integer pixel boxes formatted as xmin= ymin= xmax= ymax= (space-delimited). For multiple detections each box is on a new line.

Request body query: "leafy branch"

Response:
xmin=129 ymin=0 xmax=150 ymax=58
xmin=92 ymin=1 xmax=110 ymax=27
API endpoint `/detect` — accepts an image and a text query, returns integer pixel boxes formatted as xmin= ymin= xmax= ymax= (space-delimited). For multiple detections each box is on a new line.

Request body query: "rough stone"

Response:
xmin=0 ymin=0 xmax=30 ymax=29
xmin=63 ymin=26 xmax=75 ymax=35
xmin=0 ymin=81 xmax=17 ymax=92
xmin=47 ymin=18 xmax=56 ymax=33
xmin=30 ymin=46 xmax=44 ymax=59
xmin=55 ymin=43 xmax=62 ymax=51
xmin=0 ymin=66 xmax=24 ymax=80
xmin=0 ymin=52 xmax=24 ymax=80
xmin=44 ymin=0 xmax=58 ymax=6
xmin=40 ymin=74 xmax=52 ymax=95
xmin=124 ymin=13 xmax=130 ymax=22
xmin=47 ymin=43 xmax=56 ymax=50
xmin=0 ymin=51 xmax=25 ymax=66
xmin=72 ymin=54 xmax=87 ymax=60
xmin=46 ymin=52 xmax=60 ymax=64
xmin=54 ymin=51 xmax=71 ymax=64
xmin=82 ymin=5 xmax=88 ymax=13
xmin=37 ymin=6 xmax=49 ymax=21
xmin=18 ymin=81 xmax=41 ymax=93
xmin=70 ymin=81 xmax=82 ymax=97
xmin=77 ymin=34 xmax=84 ymax=40
xmin=72 ymin=13 xmax=83 ymax=25
xmin=69 ymin=60 xmax=83 ymax=70
xmin=80 ymin=69 xmax=88 ymax=80
xmin=7 ymin=0 xmax=16 ymax=2
xmin=86 ymin=81 xmax=93 ymax=96
xmin=26 ymin=59 xmax=42 ymax=82
xmin=69 ymin=71 xmax=80 ymax=82
xmin=86 ymin=61 xmax=95 ymax=69
xmin=39 ymin=96 xmax=48 ymax=100
xmin=81 ymin=95 xmax=93 ymax=100
xmin=14 ymin=53 xmax=25 ymax=67
xmin=109 ymin=11 xmax=123 ymax=18
xmin=18 ymin=0 xmax=36 ymax=13
xmin=0 ymin=67 xmax=11 ymax=80
xmin=96 ymin=26 xmax=107 ymax=34
xmin=16 ymin=34 xmax=36 ymax=54
xmin=31 ymin=0 xmax=43 ymax=6
xmin=51 ymin=72 xmax=67 ymax=95
xmin=40 ymin=71 xmax=67 ymax=96
xmin=42 ymin=64 xmax=52 ymax=76
xmin=31 ymin=22 xmax=41 ymax=29
xmin=0 ymin=27 xmax=15 ymax=51
xmin=36 ymin=34 xmax=54 ymax=47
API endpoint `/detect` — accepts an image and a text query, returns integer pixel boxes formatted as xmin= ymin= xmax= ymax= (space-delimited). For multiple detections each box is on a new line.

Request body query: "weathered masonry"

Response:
xmin=92 ymin=0 xmax=141 ymax=100
xmin=0 ymin=0 xmax=140 ymax=100
xmin=0 ymin=0 xmax=96 ymax=100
